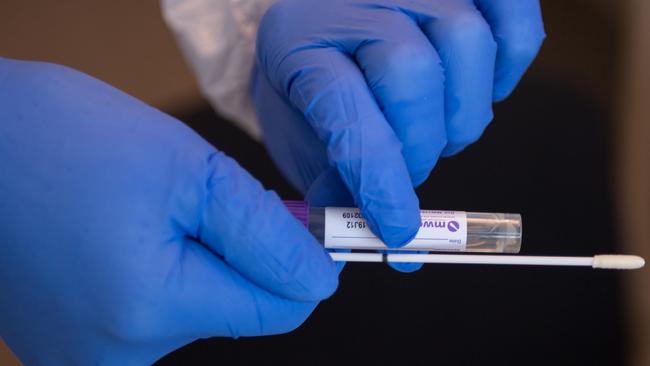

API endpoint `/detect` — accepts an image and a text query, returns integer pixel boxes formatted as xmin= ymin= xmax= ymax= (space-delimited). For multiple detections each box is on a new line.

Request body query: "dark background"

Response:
xmin=157 ymin=74 xmax=623 ymax=365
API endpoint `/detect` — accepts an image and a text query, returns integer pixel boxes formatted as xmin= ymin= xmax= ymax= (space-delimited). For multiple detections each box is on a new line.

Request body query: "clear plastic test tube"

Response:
xmin=285 ymin=201 xmax=522 ymax=253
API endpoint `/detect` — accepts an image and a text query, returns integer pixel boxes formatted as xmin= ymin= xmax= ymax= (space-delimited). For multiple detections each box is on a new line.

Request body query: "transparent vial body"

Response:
xmin=307 ymin=207 xmax=522 ymax=253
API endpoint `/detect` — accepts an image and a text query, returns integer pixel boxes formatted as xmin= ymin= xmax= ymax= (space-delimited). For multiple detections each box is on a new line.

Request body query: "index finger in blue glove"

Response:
xmin=418 ymin=2 xmax=498 ymax=156
xmin=475 ymin=0 xmax=546 ymax=101
xmin=260 ymin=45 xmax=421 ymax=248
xmin=162 ymin=237 xmax=320 ymax=339
xmin=196 ymin=151 xmax=338 ymax=302
xmin=354 ymin=10 xmax=446 ymax=187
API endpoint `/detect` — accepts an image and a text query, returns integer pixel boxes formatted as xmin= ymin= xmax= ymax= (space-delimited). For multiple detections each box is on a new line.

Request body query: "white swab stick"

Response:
xmin=329 ymin=253 xmax=645 ymax=270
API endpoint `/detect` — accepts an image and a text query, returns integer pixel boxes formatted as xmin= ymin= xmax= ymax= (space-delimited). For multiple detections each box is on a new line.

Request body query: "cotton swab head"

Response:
xmin=592 ymin=255 xmax=645 ymax=269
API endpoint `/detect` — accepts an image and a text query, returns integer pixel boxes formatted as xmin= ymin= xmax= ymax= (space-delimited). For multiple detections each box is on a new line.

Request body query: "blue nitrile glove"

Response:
xmin=252 ymin=0 xmax=545 ymax=272
xmin=0 ymin=58 xmax=338 ymax=365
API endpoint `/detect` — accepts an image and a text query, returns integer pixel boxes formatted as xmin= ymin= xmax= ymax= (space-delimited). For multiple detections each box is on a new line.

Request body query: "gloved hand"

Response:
xmin=0 ymin=58 xmax=338 ymax=365
xmin=252 ymin=0 xmax=545 ymax=271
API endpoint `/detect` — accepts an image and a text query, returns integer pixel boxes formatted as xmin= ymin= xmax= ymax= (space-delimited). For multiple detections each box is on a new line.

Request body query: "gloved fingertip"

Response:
xmin=360 ymin=190 xmax=421 ymax=248
xmin=492 ymin=85 xmax=513 ymax=102
xmin=410 ymin=167 xmax=433 ymax=188
xmin=383 ymin=226 xmax=419 ymax=249
xmin=492 ymin=75 xmax=518 ymax=102
xmin=365 ymin=210 xmax=420 ymax=249
xmin=385 ymin=249 xmax=426 ymax=272
xmin=388 ymin=261 xmax=424 ymax=273
xmin=312 ymin=270 xmax=339 ymax=301
xmin=335 ymin=261 xmax=346 ymax=274
xmin=440 ymin=143 xmax=467 ymax=157
xmin=292 ymin=246 xmax=340 ymax=301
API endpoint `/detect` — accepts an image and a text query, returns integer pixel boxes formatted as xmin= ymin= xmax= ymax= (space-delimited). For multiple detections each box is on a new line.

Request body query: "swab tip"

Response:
xmin=592 ymin=255 xmax=645 ymax=270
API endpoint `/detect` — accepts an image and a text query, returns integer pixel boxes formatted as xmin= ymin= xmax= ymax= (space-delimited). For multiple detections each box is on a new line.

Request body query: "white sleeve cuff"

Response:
xmin=162 ymin=0 xmax=274 ymax=140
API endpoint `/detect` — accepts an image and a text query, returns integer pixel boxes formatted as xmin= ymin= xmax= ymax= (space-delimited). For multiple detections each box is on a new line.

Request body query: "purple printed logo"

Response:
xmin=422 ymin=220 xmax=446 ymax=228
xmin=447 ymin=220 xmax=460 ymax=232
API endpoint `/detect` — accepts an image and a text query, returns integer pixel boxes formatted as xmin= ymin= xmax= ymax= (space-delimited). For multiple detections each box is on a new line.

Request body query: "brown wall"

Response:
xmin=0 ymin=0 xmax=202 ymax=114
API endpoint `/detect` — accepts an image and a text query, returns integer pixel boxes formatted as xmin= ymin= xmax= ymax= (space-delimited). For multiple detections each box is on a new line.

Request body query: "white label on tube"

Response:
xmin=324 ymin=207 xmax=467 ymax=251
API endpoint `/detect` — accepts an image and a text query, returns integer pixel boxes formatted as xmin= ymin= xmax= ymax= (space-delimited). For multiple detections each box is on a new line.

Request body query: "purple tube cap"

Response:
xmin=283 ymin=200 xmax=310 ymax=228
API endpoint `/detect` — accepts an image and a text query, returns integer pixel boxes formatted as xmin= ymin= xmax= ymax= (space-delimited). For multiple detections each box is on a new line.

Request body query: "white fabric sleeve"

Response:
xmin=161 ymin=0 xmax=275 ymax=140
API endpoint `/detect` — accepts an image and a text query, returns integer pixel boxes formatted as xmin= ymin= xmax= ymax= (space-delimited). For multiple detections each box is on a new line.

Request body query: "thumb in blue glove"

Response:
xmin=0 ymin=58 xmax=337 ymax=365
